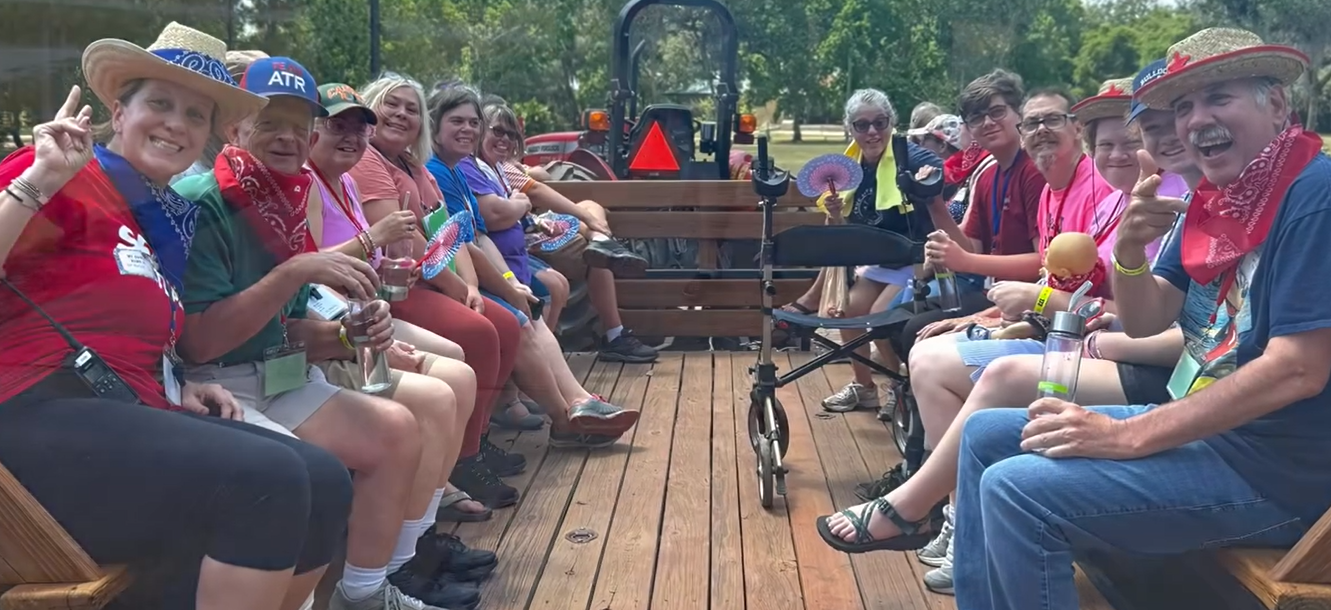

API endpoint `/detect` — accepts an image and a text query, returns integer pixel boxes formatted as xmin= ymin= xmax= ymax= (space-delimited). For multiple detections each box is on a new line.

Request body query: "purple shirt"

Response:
xmin=458 ymin=157 xmax=532 ymax=284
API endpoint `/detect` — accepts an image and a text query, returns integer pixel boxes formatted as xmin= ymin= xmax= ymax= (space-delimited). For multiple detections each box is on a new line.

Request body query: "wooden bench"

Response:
xmin=0 ymin=464 xmax=131 ymax=610
xmin=550 ymin=179 xmax=822 ymax=338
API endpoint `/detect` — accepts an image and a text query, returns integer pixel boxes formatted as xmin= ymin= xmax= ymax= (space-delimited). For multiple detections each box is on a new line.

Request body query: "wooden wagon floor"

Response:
xmin=451 ymin=350 xmax=956 ymax=610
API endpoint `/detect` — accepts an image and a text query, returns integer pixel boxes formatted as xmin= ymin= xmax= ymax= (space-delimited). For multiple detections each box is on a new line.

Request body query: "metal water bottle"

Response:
xmin=933 ymin=266 xmax=961 ymax=313
xmin=347 ymin=299 xmax=393 ymax=395
xmin=1036 ymin=311 xmax=1086 ymax=401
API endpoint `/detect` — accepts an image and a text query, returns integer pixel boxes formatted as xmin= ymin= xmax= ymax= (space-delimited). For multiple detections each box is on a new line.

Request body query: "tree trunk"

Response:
xmin=792 ymin=116 xmax=803 ymax=143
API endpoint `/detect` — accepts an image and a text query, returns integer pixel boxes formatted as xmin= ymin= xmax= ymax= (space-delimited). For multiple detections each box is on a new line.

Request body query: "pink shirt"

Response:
xmin=1083 ymin=172 xmax=1190 ymax=266
xmin=1036 ymin=155 xmax=1115 ymax=257
xmin=313 ymin=171 xmax=381 ymax=267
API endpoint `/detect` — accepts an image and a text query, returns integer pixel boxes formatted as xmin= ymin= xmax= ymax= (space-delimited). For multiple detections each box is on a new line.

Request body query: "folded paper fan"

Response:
xmin=529 ymin=213 xmax=582 ymax=252
xmin=419 ymin=209 xmax=476 ymax=280
xmin=796 ymin=153 xmax=864 ymax=198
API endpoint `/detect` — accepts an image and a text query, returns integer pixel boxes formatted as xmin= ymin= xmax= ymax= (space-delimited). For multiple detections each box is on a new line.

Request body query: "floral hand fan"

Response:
xmin=797 ymin=153 xmax=864 ymax=217
xmin=529 ymin=213 xmax=582 ymax=253
xmin=418 ymin=209 xmax=476 ymax=280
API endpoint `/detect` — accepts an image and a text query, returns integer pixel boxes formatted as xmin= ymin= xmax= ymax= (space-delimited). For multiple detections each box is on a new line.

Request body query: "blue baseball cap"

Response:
xmin=240 ymin=57 xmax=328 ymax=117
xmin=1128 ymin=59 xmax=1168 ymax=123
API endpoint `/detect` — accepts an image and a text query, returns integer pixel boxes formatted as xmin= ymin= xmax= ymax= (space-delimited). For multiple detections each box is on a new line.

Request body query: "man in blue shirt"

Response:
xmin=945 ymin=28 xmax=1331 ymax=610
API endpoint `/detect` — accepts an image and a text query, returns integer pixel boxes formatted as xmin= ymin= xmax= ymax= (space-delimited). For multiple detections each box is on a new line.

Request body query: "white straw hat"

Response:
xmin=1070 ymin=78 xmax=1133 ymax=124
xmin=82 ymin=22 xmax=267 ymax=131
xmin=1135 ymin=27 xmax=1309 ymax=110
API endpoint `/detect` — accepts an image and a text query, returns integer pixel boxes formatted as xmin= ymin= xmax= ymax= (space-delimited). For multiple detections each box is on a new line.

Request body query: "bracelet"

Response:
xmin=1032 ymin=286 xmax=1054 ymax=314
xmin=338 ymin=325 xmax=355 ymax=351
xmin=1085 ymin=330 xmax=1104 ymax=359
xmin=1112 ymin=253 xmax=1150 ymax=276
xmin=502 ymin=271 xmax=515 ymax=280
xmin=10 ymin=175 xmax=49 ymax=207
xmin=3 ymin=185 xmax=41 ymax=212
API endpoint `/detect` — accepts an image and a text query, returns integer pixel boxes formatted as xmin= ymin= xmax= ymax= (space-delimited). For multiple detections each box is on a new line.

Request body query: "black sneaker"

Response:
xmin=387 ymin=563 xmax=481 ymax=610
xmin=415 ymin=531 xmax=498 ymax=581
xmin=480 ymin=435 xmax=527 ymax=477
xmin=583 ymin=238 xmax=648 ymax=278
xmin=549 ymin=427 xmax=622 ymax=449
xmin=854 ymin=462 xmax=910 ymax=502
xmin=599 ymin=329 xmax=659 ymax=363
xmin=452 ymin=455 xmax=519 ymax=508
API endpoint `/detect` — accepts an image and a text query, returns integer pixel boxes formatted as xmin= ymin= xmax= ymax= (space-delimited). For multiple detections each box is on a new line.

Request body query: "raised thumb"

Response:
xmin=1135 ymin=149 xmax=1159 ymax=186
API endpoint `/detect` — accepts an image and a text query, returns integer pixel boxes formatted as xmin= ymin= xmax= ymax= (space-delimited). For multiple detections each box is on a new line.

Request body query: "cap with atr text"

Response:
xmin=1128 ymin=59 xmax=1168 ymax=123
xmin=239 ymin=56 xmax=328 ymax=116
xmin=318 ymin=83 xmax=378 ymax=124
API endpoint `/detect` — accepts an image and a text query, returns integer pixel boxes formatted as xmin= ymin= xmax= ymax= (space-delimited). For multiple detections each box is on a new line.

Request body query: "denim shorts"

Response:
xmin=480 ymin=272 xmax=549 ymax=327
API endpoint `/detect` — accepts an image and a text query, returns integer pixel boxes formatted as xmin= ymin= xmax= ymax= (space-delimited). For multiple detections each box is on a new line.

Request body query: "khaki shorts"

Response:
xmin=183 ymin=362 xmax=342 ymax=435
xmin=316 ymin=354 xmax=441 ymax=397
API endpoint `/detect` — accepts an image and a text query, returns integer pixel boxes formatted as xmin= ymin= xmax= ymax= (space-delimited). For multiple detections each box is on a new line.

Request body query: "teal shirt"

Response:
xmin=175 ymin=173 xmax=311 ymax=366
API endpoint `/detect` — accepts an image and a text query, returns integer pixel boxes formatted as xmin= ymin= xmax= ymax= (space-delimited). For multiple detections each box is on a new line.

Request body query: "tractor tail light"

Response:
xmin=584 ymin=110 xmax=611 ymax=132
xmin=736 ymin=113 xmax=757 ymax=134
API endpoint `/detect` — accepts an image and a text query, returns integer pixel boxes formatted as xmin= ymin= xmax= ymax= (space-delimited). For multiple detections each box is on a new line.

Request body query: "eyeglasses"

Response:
xmin=964 ymin=105 xmax=1010 ymax=129
xmin=1018 ymin=113 xmax=1076 ymax=135
xmin=320 ymin=117 xmax=375 ymax=138
xmin=489 ymin=125 xmax=520 ymax=141
xmin=851 ymin=117 xmax=891 ymax=134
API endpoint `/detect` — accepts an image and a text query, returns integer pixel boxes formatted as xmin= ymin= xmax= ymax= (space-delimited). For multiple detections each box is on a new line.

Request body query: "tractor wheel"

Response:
xmin=543 ymin=161 xmax=602 ymax=352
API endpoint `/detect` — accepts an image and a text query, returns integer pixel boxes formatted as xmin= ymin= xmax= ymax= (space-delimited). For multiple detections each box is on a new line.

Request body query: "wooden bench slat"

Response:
xmin=1272 ymin=508 xmax=1331 ymax=584
xmin=549 ymin=180 xmax=816 ymax=208
xmin=0 ymin=464 xmax=101 ymax=586
xmin=614 ymin=278 xmax=812 ymax=308
xmin=0 ymin=565 xmax=131 ymax=610
xmin=620 ymin=309 xmax=765 ymax=338
xmin=1075 ymin=564 xmax=1115 ymax=610
xmin=607 ymin=210 xmax=824 ymax=239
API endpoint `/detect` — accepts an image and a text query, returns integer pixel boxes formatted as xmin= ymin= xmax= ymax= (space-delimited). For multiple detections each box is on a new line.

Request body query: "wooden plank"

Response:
xmin=524 ymin=361 xmax=653 ymax=610
xmin=0 ymin=464 xmax=102 ymax=585
xmin=1219 ymin=549 xmax=1331 ymax=609
xmin=729 ymin=354 xmax=803 ymax=610
xmin=549 ymin=180 xmax=816 ymax=209
xmin=614 ymin=279 xmax=813 ymax=309
xmin=588 ymin=354 xmax=685 ymax=610
xmin=652 ymin=353 xmax=715 ymax=609
xmin=773 ymin=352 xmax=865 ymax=610
xmin=1272 ymin=508 xmax=1331 ymax=584
xmin=607 ymin=211 xmax=823 ymax=240
xmin=816 ymin=356 xmax=951 ymax=610
xmin=619 ymin=309 xmax=765 ymax=338
xmin=1075 ymin=565 xmax=1115 ymax=610
xmin=0 ymin=565 xmax=131 ymax=610
xmin=710 ymin=353 xmax=746 ymax=610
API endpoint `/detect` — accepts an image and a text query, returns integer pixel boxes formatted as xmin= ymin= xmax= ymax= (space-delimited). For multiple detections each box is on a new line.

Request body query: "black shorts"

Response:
xmin=1116 ymin=362 xmax=1174 ymax=405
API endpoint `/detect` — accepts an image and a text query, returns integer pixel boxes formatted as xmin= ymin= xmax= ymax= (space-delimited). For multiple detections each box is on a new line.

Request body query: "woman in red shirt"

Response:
xmin=0 ymin=24 xmax=351 ymax=610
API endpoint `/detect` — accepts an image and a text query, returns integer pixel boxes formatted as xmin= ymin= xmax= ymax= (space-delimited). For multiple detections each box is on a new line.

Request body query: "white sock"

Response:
xmin=423 ymin=488 xmax=446 ymax=534
xmin=591 ymin=233 xmax=611 ymax=242
xmin=386 ymin=516 xmax=432 ymax=573
xmin=340 ymin=562 xmax=387 ymax=601
xmin=605 ymin=325 xmax=624 ymax=342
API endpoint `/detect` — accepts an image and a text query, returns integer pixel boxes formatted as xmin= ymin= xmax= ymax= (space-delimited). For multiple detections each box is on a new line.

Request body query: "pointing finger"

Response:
xmin=1133 ymin=174 xmax=1162 ymax=199
xmin=55 ymin=85 xmax=81 ymax=120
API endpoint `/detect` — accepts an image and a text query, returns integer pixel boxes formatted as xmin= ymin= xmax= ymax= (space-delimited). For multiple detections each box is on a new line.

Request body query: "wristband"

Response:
xmin=338 ymin=326 xmax=355 ymax=351
xmin=502 ymin=271 xmax=516 ymax=280
xmin=1112 ymin=253 xmax=1150 ymax=277
xmin=1085 ymin=330 xmax=1104 ymax=359
xmin=1032 ymin=286 xmax=1054 ymax=314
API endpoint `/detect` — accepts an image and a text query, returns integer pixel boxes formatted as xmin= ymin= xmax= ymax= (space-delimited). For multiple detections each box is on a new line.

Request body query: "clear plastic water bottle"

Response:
xmin=934 ymin=266 xmax=961 ymax=313
xmin=1037 ymin=311 xmax=1086 ymax=400
xmin=346 ymin=299 xmax=393 ymax=395
xmin=378 ymin=239 xmax=414 ymax=302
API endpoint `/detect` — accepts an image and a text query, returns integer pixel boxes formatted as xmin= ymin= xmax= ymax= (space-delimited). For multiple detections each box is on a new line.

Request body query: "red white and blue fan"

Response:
xmin=529 ymin=213 xmax=582 ymax=252
xmin=797 ymin=153 xmax=864 ymax=217
xmin=418 ymin=209 xmax=475 ymax=280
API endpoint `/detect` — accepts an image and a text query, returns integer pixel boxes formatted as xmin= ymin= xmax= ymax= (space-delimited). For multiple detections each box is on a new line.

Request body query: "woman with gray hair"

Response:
xmin=784 ymin=88 xmax=948 ymax=415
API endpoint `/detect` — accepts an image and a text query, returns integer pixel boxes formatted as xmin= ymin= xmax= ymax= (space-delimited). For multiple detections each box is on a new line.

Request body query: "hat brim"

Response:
xmin=1071 ymin=95 xmax=1131 ymax=125
xmin=83 ymin=39 xmax=268 ymax=133
xmin=325 ymin=103 xmax=378 ymax=125
xmin=1135 ymin=46 xmax=1309 ymax=110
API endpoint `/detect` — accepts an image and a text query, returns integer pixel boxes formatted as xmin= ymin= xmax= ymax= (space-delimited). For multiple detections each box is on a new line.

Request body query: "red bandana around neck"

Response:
xmin=214 ymin=145 xmax=317 ymax=263
xmin=944 ymin=140 xmax=992 ymax=186
xmin=1181 ymin=125 xmax=1323 ymax=289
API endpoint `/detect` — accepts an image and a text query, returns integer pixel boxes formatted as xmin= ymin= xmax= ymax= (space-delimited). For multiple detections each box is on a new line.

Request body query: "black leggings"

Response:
xmin=888 ymin=291 xmax=994 ymax=359
xmin=0 ymin=389 xmax=353 ymax=575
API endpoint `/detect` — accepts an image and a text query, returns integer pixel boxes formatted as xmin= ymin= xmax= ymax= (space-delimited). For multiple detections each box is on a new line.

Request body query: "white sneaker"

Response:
xmin=916 ymin=504 xmax=954 ymax=567
xmin=329 ymin=581 xmax=447 ymax=610
xmin=922 ymin=532 xmax=954 ymax=596
xmin=822 ymin=382 xmax=878 ymax=412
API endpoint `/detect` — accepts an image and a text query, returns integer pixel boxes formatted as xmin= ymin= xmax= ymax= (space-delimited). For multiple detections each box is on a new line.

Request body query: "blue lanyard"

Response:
xmin=989 ymin=151 xmax=1022 ymax=247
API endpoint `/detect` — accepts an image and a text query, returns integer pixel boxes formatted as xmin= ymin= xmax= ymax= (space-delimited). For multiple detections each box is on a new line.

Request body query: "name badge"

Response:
xmin=1166 ymin=350 xmax=1202 ymax=401
xmin=114 ymin=245 xmax=158 ymax=279
xmin=162 ymin=353 xmax=182 ymax=406
xmin=308 ymin=285 xmax=350 ymax=321
xmin=263 ymin=343 xmax=308 ymax=398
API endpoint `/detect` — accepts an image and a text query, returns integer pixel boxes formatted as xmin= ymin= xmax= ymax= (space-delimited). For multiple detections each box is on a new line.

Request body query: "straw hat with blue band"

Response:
xmin=1127 ymin=59 xmax=1168 ymax=124
xmin=1133 ymin=27 xmax=1309 ymax=111
xmin=1070 ymin=77 xmax=1134 ymax=125
xmin=82 ymin=22 xmax=267 ymax=133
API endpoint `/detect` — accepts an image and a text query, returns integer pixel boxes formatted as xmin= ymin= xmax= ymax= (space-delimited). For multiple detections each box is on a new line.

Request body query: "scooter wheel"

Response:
xmin=891 ymin=390 xmax=915 ymax=458
xmin=747 ymin=393 xmax=792 ymax=458
xmin=757 ymin=438 xmax=775 ymax=509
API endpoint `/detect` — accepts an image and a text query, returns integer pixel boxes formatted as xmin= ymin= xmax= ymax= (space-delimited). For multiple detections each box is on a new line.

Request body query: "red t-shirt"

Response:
xmin=0 ymin=147 xmax=182 ymax=409
xmin=961 ymin=152 xmax=1047 ymax=255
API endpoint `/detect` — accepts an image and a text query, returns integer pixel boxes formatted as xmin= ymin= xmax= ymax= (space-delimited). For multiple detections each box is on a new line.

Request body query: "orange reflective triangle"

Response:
xmin=628 ymin=121 xmax=680 ymax=172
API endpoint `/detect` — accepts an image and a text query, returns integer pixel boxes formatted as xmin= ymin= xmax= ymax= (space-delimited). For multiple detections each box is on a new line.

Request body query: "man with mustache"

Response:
xmin=947 ymin=29 xmax=1331 ymax=610
xmin=174 ymin=57 xmax=466 ymax=610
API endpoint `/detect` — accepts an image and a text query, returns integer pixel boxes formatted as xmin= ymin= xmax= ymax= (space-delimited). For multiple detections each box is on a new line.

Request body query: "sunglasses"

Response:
xmin=489 ymin=125 xmax=520 ymax=141
xmin=320 ymin=117 xmax=375 ymax=138
xmin=851 ymin=117 xmax=891 ymax=134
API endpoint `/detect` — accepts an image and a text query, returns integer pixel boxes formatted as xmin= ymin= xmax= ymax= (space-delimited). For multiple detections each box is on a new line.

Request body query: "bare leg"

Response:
xmin=587 ymin=267 xmax=622 ymax=330
xmin=196 ymin=558 xmax=292 ymax=610
xmin=278 ymin=568 xmax=325 ymax=610
xmin=511 ymin=327 xmax=575 ymax=426
xmin=787 ymin=267 xmax=826 ymax=311
xmin=393 ymin=319 xmax=466 ymax=361
xmin=389 ymin=373 xmax=457 ymax=519
xmin=531 ymin=322 xmax=594 ymax=404
xmin=535 ymin=267 xmax=569 ymax=334
xmin=293 ymin=392 xmax=421 ymax=574
xmin=906 ymin=334 xmax=975 ymax=449
xmin=869 ymin=283 xmax=905 ymax=374
xmin=420 ymin=356 xmax=487 ymax=516
xmin=839 ymin=278 xmax=890 ymax=388
xmin=826 ymin=355 xmax=1129 ymax=542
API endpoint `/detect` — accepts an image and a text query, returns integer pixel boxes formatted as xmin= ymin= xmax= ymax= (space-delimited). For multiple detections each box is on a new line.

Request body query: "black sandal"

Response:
xmin=816 ymin=497 xmax=935 ymax=553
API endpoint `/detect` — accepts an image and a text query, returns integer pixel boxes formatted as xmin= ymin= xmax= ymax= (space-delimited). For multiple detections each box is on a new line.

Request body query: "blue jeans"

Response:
xmin=890 ymin=273 xmax=987 ymax=308
xmin=952 ymin=405 xmax=1306 ymax=610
